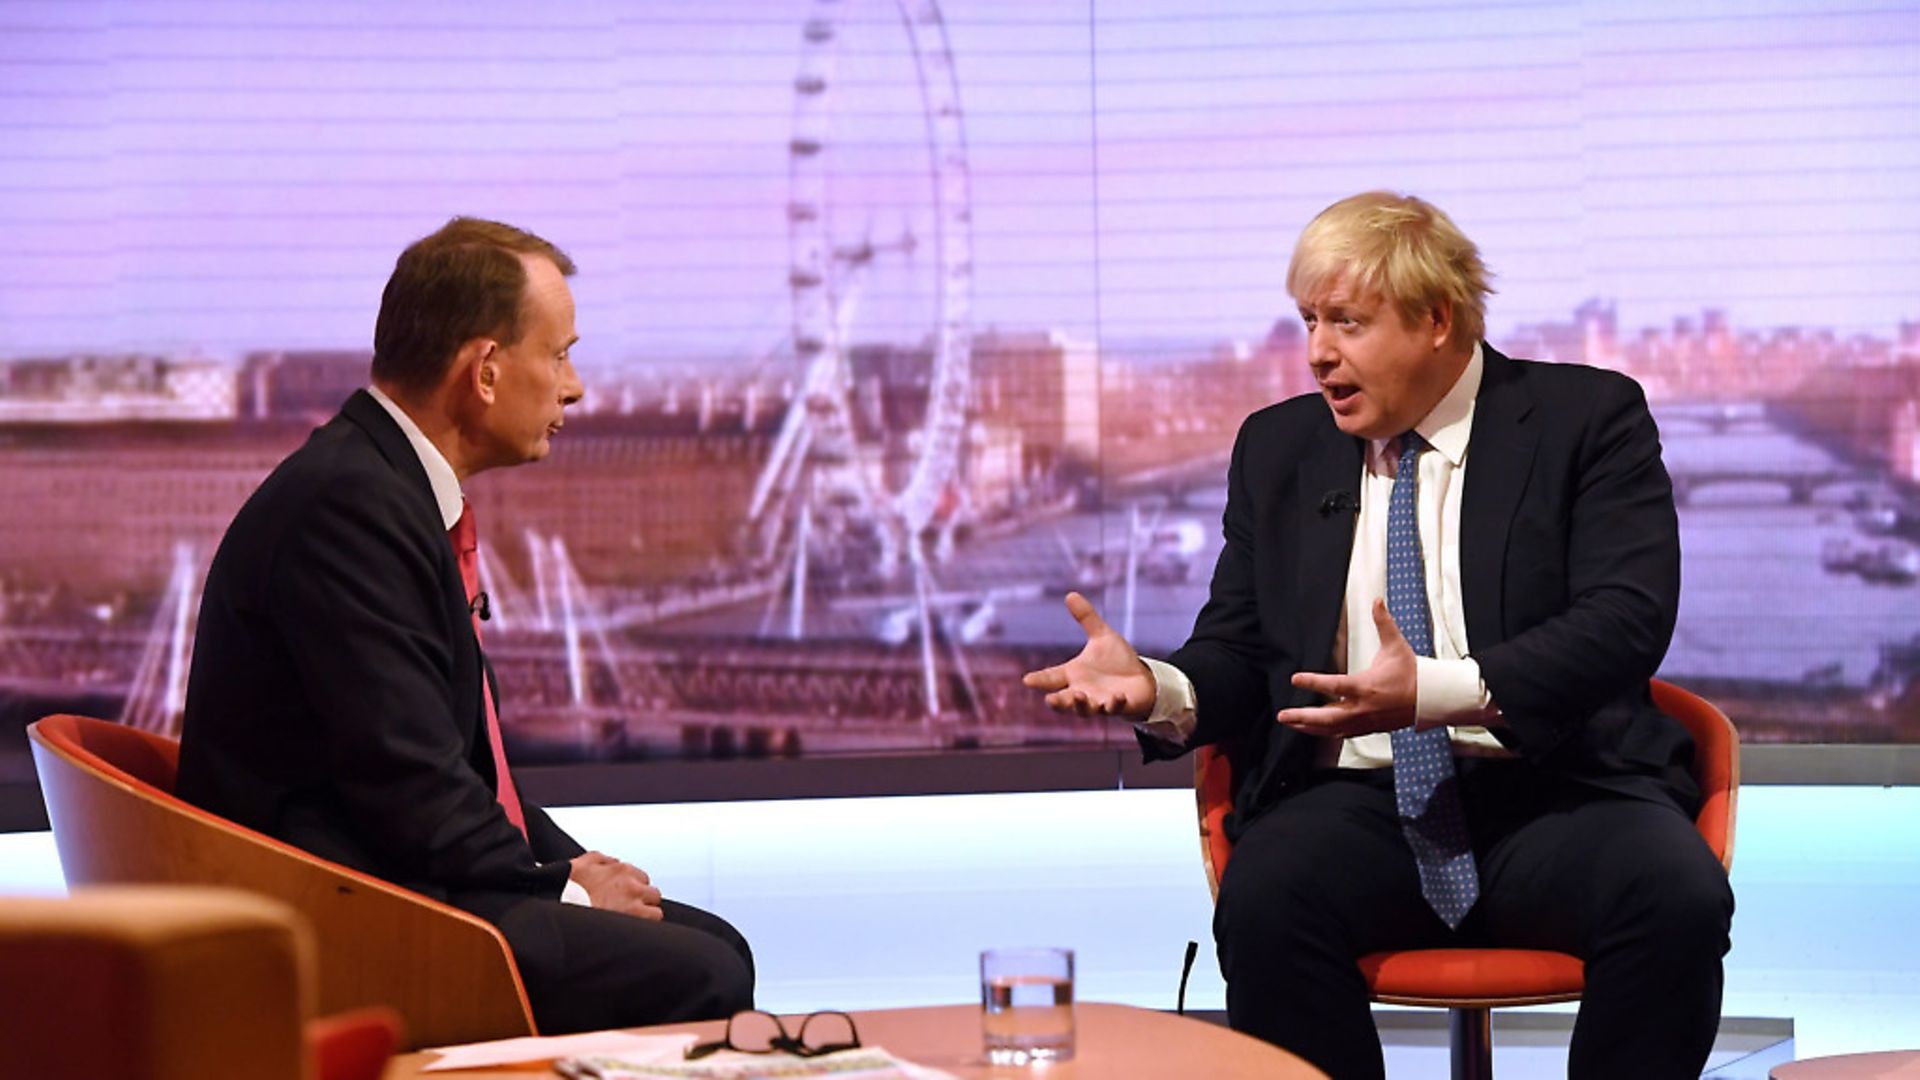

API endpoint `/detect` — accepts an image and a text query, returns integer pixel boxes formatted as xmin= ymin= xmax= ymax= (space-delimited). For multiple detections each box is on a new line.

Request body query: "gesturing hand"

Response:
xmin=568 ymin=851 xmax=664 ymax=920
xmin=1021 ymin=591 xmax=1157 ymax=722
xmin=1275 ymin=599 xmax=1422 ymax=738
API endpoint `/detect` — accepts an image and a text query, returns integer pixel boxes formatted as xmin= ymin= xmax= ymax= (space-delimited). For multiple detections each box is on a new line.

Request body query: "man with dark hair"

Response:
xmin=370 ymin=217 xmax=577 ymax=397
xmin=179 ymin=216 xmax=754 ymax=1034
xmin=1025 ymin=192 xmax=1732 ymax=1078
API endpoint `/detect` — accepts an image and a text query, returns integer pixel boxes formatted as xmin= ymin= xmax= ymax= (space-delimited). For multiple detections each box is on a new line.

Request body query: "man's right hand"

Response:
xmin=1021 ymin=592 xmax=1157 ymax=722
xmin=568 ymin=851 xmax=664 ymax=920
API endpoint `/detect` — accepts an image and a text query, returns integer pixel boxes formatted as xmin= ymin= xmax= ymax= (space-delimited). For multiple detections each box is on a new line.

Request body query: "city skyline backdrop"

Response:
xmin=1 ymin=1 xmax=1918 ymax=774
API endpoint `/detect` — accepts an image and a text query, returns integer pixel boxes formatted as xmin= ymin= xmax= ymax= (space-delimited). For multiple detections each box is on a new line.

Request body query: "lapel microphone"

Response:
xmin=1318 ymin=490 xmax=1359 ymax=517
xmin=470 ymin=591 xmax=491 ymax=621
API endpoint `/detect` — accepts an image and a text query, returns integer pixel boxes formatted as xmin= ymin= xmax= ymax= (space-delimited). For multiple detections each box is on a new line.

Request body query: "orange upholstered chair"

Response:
xmin=1194 ymin=678 xmax=1738 ymax=1080
xmin=0 ymin=884 xmax=399 ymax=1080
xmin=28 ymin=713 xmax=536 ymax=1050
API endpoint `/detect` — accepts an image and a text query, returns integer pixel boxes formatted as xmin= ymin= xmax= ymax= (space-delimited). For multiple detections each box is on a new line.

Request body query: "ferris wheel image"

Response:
xmin=744 ymin=0 xmax=976 ymax=719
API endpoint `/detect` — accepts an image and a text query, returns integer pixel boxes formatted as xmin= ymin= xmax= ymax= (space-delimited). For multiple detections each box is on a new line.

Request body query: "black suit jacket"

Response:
xmin=178 ymin=390 xmax=581 ymax=906
xmin=1160 ymin=347 xmax=1699 ymax=840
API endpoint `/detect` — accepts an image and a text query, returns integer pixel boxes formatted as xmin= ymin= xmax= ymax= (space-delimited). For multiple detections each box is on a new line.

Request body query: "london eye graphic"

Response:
xmin=746 ymin=0 xmax=978 ymax=720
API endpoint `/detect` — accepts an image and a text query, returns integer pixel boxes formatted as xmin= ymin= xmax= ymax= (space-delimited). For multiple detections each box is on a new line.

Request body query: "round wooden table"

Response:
xmin=1772 ymin=1050 xmax=1920 ymax=1078
xmin=383 ymin=1002 xmax=1326 ymax=1078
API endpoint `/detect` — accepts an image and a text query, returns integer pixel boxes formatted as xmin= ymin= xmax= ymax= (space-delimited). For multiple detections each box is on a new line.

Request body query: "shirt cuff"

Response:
xmin=560 ymin=877 xmax=592 ymax=907
xmin=1135 ymin=657 xmax=1198 ymax=746
xmin=1414 ymin=656 xmax=1498 ymax=727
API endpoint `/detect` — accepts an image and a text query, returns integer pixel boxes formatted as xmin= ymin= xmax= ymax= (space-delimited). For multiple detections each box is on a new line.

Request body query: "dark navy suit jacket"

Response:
xmin=1155 ymin=346 xmax=1699 ymax=840
xmin=179 ymin=390 xmax=581 ymax=907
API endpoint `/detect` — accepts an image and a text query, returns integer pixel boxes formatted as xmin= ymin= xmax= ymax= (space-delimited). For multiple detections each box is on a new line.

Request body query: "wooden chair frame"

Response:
xmin=29 ymin=714 xmax=536 ymax=1050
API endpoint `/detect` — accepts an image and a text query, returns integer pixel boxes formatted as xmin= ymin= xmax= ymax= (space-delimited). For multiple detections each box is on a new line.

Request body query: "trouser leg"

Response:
xmin=491 ymin=896 xmax=757 ymax=1034
xmin=1473 ymin=783 xmax=1733 ymax=1080
xmin=1215 ymin=773 xmax=1450 ymax=1080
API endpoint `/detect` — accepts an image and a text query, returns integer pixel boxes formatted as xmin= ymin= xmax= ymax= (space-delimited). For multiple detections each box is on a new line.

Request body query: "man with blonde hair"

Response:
xmin=1026 ymin=192 xmax=1731 ymax=1077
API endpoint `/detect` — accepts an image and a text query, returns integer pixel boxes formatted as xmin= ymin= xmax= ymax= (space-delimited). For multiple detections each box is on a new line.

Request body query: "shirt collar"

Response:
xmin=365 ymin=384 xmax=464 ymax=530
xmin=1368 ymin=340 xmax=1482 ymax=468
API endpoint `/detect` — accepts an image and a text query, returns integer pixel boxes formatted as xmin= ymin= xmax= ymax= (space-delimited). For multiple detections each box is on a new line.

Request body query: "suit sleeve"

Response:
xmin=523 ymin=801 xmax=587 ymax=863
xmin=1475 ymin=373 xmax=1681 ymax=758
xmin=270 ymin=479 xmax=570 ymax=898
xmin=1160 ymin=418 xmax=1281 ymax=755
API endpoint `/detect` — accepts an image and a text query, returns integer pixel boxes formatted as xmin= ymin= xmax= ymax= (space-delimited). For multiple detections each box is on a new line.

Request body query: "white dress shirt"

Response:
xmin=1138 ymin=344 xmax=1511 ymax=766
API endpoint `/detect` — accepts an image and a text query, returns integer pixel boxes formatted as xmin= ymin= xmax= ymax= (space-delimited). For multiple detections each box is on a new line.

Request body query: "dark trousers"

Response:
xmin=469 ymin=894 xmax=756 ymax=1035
xmin=1213 ymin=764 xmax=1733 ymax=1080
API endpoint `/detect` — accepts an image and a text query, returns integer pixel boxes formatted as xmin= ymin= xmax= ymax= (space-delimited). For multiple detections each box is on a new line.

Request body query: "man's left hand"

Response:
xmin=1276 ymin=599 xmax=1429 ymax=738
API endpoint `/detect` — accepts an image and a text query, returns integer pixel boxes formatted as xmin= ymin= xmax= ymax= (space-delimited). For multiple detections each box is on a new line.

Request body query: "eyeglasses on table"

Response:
xmin=684 ymin=1009 xmax=862 ymax=1060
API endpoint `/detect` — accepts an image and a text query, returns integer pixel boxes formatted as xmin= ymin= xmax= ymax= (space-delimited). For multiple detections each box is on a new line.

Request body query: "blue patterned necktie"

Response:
xmin=1385 ymin=432 xmax=1479 ymax=929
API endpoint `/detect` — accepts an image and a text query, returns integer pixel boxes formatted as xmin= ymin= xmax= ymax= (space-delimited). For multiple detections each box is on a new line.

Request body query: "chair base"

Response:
xmin=1452 ymin=1006 xmax=1491 ymax=1080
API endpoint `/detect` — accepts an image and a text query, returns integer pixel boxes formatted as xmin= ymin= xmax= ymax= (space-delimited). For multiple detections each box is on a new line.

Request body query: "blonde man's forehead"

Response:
xmin=1292 ymin=261 xmax=1386 ymax=305
xmin=1298 ymin=274 xmax=1367 ymax=307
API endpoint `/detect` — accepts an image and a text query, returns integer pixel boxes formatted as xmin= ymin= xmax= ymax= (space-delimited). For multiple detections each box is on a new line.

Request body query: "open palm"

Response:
xmin=1021 ymin=592 xmax=1156 ymax=720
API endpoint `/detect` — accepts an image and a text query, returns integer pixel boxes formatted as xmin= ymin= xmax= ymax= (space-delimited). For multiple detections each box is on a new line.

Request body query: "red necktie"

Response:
xmin=448 ymin=500 xmax=528 ymax=839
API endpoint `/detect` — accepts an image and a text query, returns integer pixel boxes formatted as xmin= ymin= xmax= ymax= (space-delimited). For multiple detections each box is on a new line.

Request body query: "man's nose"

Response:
xmin=1308 ymin=325 xmax=1339 ymax=366
xmin=560 ymin=360 xmax=584 ymax=406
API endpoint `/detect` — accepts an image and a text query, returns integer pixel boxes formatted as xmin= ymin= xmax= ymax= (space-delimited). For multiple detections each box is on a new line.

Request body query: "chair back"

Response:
xmin=28 ymin=714 xmax=536 ymax=1049
xmin=1196 ymin=737 xmax=1237 ymax=902
xmin=1649 ymin=678 xmax=1739 ymax=871
xmin=0 ymin=884 xmax=400 ymax=1080
xmin=1194 ymin=678 xmax=1740 ymax=896
xmin=0 ymin=884 xmax=314 ymax=1080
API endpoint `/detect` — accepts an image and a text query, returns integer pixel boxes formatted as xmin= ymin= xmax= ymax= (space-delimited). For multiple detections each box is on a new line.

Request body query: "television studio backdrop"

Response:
xmin=1 ymin=0 xmax=1916 ymax=1069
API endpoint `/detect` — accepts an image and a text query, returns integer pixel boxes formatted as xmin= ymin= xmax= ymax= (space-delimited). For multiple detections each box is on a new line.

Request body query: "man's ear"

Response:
xmin=457 ymin=338 xmax=499 ymax=404
xmin=1427 ymin=300 xmax=1454 ymax=351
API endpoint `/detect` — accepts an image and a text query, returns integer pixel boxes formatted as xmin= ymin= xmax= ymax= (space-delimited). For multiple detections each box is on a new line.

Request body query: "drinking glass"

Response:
xmin=979 ymin=946 xmax=1075 ymax=1065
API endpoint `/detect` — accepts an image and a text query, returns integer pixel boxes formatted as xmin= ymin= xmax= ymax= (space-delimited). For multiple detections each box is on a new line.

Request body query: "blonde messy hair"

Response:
xmin=1286 ymin=191 xmax=1494 ymax=348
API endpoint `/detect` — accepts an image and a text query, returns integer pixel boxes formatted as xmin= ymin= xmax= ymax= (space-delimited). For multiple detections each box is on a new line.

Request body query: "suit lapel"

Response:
xmin=1461 ymin=347 xmax=1537 ymax=650
xmin=340 ymin=389 xmax=443 ymax=523
xmin=1294 ymin=422 xmax=1363 ymax=670
xmin=340 ymin=390 xmax=491 ymax=759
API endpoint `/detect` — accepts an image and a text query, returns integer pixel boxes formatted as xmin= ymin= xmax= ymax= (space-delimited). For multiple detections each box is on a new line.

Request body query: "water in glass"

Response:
xmin=982 ymin=971 xmax=1074 ymax=1064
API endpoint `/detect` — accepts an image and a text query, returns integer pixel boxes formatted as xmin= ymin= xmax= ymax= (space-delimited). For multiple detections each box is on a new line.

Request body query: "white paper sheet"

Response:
xmin=419 ymin=1031 xmax=696 ymax=1071
xmin=553 ymin=1045 xmax=960 ymax=1080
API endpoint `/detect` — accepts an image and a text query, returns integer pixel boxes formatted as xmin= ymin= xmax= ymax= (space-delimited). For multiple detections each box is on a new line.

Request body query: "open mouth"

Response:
xmin=1324 ymin=384 xmax=1359 ymax=402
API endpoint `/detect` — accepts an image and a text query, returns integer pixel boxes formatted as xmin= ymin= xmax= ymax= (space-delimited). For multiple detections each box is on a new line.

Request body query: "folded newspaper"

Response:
xmin=554 ymin=1045 xmax=959 ymax=1080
